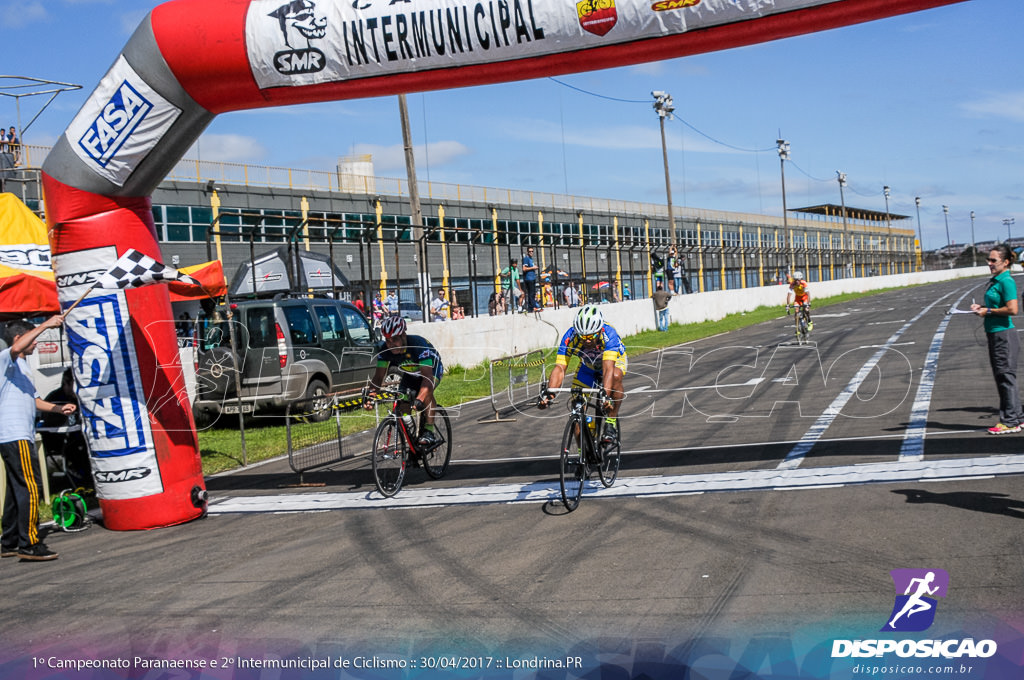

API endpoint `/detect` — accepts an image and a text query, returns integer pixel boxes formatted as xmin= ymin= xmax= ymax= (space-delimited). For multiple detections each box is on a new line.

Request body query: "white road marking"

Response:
xmin=207 ymin=454 xmax=1024 ymax=514
xmin=778 ymin=290 xmax=956 ymax=470
xmin=899 ymin=287 xmax=973 ymax=462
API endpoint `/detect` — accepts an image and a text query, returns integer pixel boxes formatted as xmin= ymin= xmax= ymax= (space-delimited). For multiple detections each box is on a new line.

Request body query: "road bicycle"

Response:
xmin=367 ymin=389 xmax=452 ymax=497
xmin=788 ymin=302 xmax=812 ymax=345
xmin=544 ymin=385 xmax=621 ymax=511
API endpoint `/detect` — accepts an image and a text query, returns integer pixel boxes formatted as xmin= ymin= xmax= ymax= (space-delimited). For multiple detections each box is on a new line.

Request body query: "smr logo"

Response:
xmin=95 ymin=468 xmax=152 ymax=484
xmin=269 ymin=0 xmax=328 ymax=75
xmin=881 ymin=568 xmax=949 ymax=632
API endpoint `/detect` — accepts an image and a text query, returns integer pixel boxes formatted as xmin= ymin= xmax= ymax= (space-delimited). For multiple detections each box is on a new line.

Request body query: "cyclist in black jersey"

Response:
xmin=364 ymin=316 xmax=445 ymax=449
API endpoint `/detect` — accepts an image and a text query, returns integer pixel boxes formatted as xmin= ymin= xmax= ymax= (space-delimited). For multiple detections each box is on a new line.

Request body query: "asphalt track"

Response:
xmin=4 ymin=276 xmax=1024 ymax=679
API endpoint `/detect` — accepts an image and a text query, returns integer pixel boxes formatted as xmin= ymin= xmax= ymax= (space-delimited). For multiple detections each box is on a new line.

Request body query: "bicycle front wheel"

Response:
xmin=559 ymin=417 xmax=586 ymax=511
xmin=421 ymin=406 xmax=452 ymax=479
xmin=372 ymin=418 xmax=407 ymax=497
xmin=598 ymin=439 xmax=620 ymax=488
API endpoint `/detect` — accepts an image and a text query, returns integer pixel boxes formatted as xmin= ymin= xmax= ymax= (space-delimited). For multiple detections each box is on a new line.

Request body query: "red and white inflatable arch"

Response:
xmin=42 ymin=0 xmax=963 ymax=530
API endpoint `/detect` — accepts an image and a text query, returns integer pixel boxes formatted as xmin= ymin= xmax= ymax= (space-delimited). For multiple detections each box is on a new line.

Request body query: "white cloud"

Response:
xmin=501 ymin=117 xmax=730 ymax=154
xmin=0 ymin=1 xmax=47 ymax=27
xmin=960 ymin=92 xmax=1024 ymax=123
xmin=188 ymin=134 xmax=268 ymax=163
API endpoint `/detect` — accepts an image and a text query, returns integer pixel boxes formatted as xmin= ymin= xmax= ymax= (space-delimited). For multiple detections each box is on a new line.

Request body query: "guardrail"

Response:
xmin=480 ymin=349 xmax=548 ymax=423
xmin=284 ymin=392 xmax=365 ymax=485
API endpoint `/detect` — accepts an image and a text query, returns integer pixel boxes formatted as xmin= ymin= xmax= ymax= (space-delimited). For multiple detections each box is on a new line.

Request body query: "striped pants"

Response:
xmin=1 ymin=440 xmax=44 ymax=550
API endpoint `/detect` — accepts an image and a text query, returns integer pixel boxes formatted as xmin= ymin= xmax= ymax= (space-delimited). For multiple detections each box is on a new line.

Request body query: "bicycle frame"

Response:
xmin=547 ymin=385 xmax=619 ymax=510
xmin=374 ymin=390 xmax=422 ymax=455
xmin=792 ymin=302 xmax=811 ymax=342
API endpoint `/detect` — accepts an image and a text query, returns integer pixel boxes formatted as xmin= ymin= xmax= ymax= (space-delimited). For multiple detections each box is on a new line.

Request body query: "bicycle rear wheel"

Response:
xmin=598 ymin=439 xmax=620 ymax=488
xmin=372 ymin=418 xmax=407 ymax=497
xmin=559 ymin=417 xmax=586 ymax=511
xmin=421 ymin=406 xmax=452 ymax=479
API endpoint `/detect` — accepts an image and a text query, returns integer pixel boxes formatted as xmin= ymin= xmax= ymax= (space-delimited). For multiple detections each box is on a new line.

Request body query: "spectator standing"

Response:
xmin=353 ymin=295 xmax=366 ymax=316
xmin=1 ymin=316 xmax=77 ymax=562
xmin=563 ymin=281 xmax=581 ymax=308
xmin=0 ymin=127 xmax=6 ymax=153
xmin=970 ymin=244 xmax=1024 ymax=434
xmin=650 ymin=251 xmax=666 ymax=290
xmin=665 ymin=247 xmax=678 ymax=293
xmin=372 ymin=292 xmax=385 ymax=323
xmin=430 ymin=289 xmax=450 ymax=321
xmin=385 ymin=290 xmax=399 ymax=317
xmin=521 ymin=247 xmax=539 ymax=311
xmin=500 ymin=259 xmax=524 ymax=312
xmin=6 ymin=127 xmax=19 ymax=165
xmin=652 ymin=283 xmax=672 ymax=331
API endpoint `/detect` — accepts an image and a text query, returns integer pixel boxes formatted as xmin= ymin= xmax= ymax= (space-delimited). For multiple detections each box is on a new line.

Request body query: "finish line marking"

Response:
xmin=207 ymin=454 xmax=1024 ymax=515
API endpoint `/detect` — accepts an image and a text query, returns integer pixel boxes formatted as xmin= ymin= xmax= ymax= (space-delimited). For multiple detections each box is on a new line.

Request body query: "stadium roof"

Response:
xmin=791 ymin=204 xmax=910 ymax=223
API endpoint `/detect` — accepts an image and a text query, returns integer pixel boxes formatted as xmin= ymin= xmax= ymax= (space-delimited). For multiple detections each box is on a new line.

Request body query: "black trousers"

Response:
xmin=987 ymin=329 xmax=1024 ymax=427
xmin=1 ymin=439 xmax=44 ymax=549
xmin=523 ymin=279 xmax=538 ymax=310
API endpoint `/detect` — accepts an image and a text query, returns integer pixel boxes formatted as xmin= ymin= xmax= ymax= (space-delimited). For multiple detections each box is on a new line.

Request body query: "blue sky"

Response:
xmin=2 ymin=0 xmax=1020 ymax=251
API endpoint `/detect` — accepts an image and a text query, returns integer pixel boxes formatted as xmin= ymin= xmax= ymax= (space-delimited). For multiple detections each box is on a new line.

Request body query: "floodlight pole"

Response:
xmin=652 ymin=91 xmax=677 ymax=247
xmin=942 ymin=205 xmax=951 ymax=268
xmin=970 ymin=211 xmax=977 ymax=266
xmin=778 ymin=139 xmax=792 ymax=272
xmin=914 ymin=197 xmax=924 ymax=271
xmin=837 ymin=171 xmax=850 ymax=277
xmin=883 ymin=186 xmax=892 ymax=274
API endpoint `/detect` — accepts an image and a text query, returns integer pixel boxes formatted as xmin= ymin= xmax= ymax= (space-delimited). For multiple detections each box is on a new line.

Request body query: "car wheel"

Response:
xmin=304 ymin=379 xmax=331 ymax=422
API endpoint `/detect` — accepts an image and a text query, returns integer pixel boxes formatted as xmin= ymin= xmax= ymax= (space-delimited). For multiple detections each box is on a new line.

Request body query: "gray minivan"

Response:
xmin=193 ymin=297 xmax=377 ymax=422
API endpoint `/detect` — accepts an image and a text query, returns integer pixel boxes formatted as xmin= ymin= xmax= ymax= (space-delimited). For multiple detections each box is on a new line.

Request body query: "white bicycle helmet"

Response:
xmin=573 ymin=305 xmax=604 ymax=336
xmin=792 ymin=271 xmax=804 ymax=281
xmin=380 ymin=315 xmax=407 ymax=339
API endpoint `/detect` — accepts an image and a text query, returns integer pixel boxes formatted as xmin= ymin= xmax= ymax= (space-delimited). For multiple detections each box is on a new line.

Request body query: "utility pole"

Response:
xmin=914 ymin=197 xmax=923 ymax=271
xmin=398 ymin=94 xmax=428 ymax=318
xmin=652 ymin=91 xmax=677 ymax=247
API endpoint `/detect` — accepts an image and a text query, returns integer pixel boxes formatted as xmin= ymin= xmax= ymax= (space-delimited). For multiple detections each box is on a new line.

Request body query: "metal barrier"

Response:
xmin=284 ymin=391 xmax=366 ymax=485
xmin=480 ymin=350 xmax=547 ymax=423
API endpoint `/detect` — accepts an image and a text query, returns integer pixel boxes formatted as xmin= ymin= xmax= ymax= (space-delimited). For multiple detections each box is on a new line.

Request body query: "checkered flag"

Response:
xmin=96 ymin=249 xmax=201 ymax=290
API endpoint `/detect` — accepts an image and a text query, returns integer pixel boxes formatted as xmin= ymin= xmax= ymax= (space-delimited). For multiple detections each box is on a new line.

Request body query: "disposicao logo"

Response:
xmin=882 ymin=568 xmax=948 ymax=632
xmin=831 ymin=568 xmax=998 ymax=660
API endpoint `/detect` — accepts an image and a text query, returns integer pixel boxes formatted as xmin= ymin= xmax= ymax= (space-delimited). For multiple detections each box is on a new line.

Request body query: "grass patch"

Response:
xmin=196 ymin=287 xmax=894 ymax=474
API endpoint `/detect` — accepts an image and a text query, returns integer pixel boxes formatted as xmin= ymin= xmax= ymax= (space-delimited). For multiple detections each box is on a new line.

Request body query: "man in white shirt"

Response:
xmin=430 ymin=289 xmax=450 ymax=321
xmin=1 ymin=316 xmax=77 ymax=562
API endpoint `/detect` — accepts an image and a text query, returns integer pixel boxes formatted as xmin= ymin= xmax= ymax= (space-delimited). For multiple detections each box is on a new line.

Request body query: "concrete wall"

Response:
xmin=408 ymin=266 xmax=989 ymax=369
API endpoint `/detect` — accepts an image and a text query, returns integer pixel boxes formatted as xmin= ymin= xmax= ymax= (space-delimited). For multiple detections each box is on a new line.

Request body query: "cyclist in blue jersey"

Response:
xmin=537 ymin=305 xmax=627 ymax=445
xmin=364 ymin=316 xmax=445 ymax=449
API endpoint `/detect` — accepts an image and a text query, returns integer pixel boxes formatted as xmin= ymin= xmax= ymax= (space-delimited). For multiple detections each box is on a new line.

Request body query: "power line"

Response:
xmin=548 ymin=76 xmax=774 ymax=154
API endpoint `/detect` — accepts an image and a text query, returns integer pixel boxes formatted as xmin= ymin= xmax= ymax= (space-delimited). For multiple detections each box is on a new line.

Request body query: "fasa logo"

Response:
xmin=882 ymin=568 xmax=949 ymax=632
xmin=77 ymin=80 xmax=153 ymax=167
xmin=270 ymin=0 xmax=328 ymax=75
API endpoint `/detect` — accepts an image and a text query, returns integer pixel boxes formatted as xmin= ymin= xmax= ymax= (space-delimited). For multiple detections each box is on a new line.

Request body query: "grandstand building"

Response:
xmin=5 ymin=147 xmax=917 ymax=317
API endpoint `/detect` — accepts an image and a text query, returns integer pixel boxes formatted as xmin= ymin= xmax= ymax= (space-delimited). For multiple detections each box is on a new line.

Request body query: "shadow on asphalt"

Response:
xmin=892 ymin=488 xmax=1024 ymax=518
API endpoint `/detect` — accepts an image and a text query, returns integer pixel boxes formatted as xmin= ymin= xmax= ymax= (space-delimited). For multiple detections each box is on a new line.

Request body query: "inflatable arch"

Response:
xmin=41 ymin=0 xmax=962 ymax=530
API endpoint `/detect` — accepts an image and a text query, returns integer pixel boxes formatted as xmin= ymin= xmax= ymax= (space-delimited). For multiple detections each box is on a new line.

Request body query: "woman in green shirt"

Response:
xmin=971 ymin=244 xmax=1023 ymax=434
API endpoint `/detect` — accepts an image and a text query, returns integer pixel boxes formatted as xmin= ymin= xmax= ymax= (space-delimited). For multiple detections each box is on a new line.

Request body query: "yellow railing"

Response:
xmin=19 ymin=144 xmax=912 ymax=238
